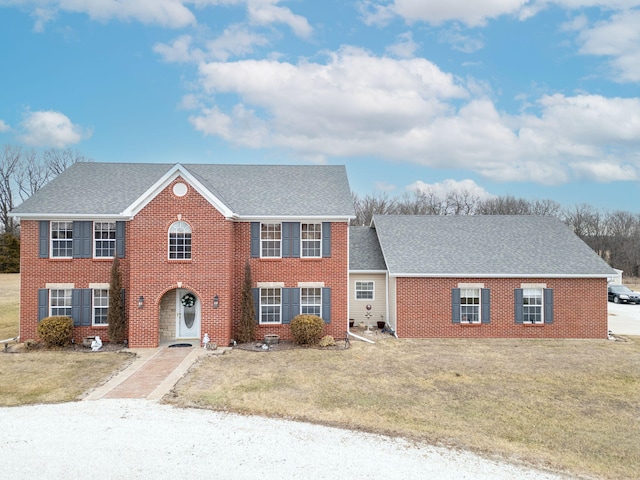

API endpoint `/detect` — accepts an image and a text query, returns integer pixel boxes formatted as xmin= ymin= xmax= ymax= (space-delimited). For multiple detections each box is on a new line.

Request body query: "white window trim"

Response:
xmin=94 ymin=221 xmax=116 ymax=258
xmin=49 ymin=288 xmax=72 ymax=317
xmin=259 ymin=287 xmax=282 ymax=324
xmin=460 ymin=287 xmax=481 ymax=324
xmin=522 ymin=288 xmax=544 ymax=325
xmin=300 ymin=222 xmax=322 ymax=258
xmin=300 ymin=287 xmax=322 ymax=317
xmin=168 ymin=221 xmax=192 ymax=260
xmin=355 ymin=281 xmax=375 ymax=301
xmin=50 ymin=221 xmax=73 ymax=259
xmin=260 ymin=223 xmax=282 ymax=258
xmin=92 ymin=289 xmax=109 ymax=326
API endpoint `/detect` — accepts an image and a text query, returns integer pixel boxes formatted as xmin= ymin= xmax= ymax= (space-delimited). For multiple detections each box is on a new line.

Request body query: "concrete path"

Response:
xmin=84 ymin=343 xmax=225 ymax=401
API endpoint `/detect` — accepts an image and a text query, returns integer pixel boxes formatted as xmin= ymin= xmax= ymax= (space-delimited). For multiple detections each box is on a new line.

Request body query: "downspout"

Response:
xmin=386 ymin=271 xmax=398 ymax=338
xmin=346 ymin=222 xmax=375 ymax=344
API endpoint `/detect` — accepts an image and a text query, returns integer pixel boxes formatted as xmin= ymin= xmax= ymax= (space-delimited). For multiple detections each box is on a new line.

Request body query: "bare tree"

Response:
xmin=476 ymin=195 xmax=531 ymax=215
xmin=0 ymin=145 xmax=22 ymax=235
xmin=44 ymin=147 xmax=91 ymax=176
xmin=16 ymin=148 xmax=49 ymax=201
xmin=352 ymin=192 xmax=397 ymax=226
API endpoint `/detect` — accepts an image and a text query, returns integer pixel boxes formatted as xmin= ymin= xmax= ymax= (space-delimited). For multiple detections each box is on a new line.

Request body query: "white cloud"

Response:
xmin=374 ymin=181 xmax=397 ymax=192
xmin=360 ymin=0 xmax=530 ymax=27
xmin=438 ymin=26 xmax=484 ymax=53
xmin=19 ymin=110 xmax=91 ymax=147
xmin=574 ymin=9 xmax=640 ymax=82
xmin=0 ymin=120 xmax=10 ymax=132
xmin=386 ymin=32 xmax=419 ymax=59
xmin=186 ymin=48 xmax=640 ymax=186
xmin=247 ymin=0 xmax=313 ymax=38
xmin=408 ymin=178 xmax=493 ymax=200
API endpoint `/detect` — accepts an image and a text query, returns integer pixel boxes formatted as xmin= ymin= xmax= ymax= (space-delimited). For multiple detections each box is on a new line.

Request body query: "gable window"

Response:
xmin=261 ymin=223 xmax=281 ymax=257
xmin=51 ymin=221 xmax=73 ymax=258
xmin=301 ymin=288 xmax=322 ymax=316
xmin=460 ymin=288 xmax=480 ymax=324
xmin=50 ymin=289 xmax=72 ymax=317
xmin=93 ymin=289 xmax=109 ymax=325
xmin=260 ymin=288 xmax=281 ymax=324
xmin=301 ymin=223 xmax=321 ymax=257
xmin=169 ymin=221 xmax=192 ymax=260
xmin=94 ymin=222 xmax=116 ymax=258
xmin=523 ymin=288 xmax=543 ymax=324
xmin=355 ymin=281 xmax=374 ymax=300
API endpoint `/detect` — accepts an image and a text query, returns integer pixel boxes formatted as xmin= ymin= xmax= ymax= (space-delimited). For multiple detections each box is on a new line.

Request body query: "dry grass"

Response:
xmin=0 ymin=349 xmax=135 ymax=406
xmin=0 ymin=274 xmax=135 ymax=406
xmin=169 ymin=337 xmax=640 ymax=480
xmin=0 ymin=273 xmax=20 ymax=339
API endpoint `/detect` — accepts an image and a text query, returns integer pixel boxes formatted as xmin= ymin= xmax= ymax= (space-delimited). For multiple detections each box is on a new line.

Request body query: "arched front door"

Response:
xmin=176 ymin=289 xmax=201 ymax=339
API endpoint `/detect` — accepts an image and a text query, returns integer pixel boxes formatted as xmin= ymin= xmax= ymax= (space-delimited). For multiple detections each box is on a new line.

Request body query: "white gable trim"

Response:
xmin=121 ymin=164 xmax=234 ymax=218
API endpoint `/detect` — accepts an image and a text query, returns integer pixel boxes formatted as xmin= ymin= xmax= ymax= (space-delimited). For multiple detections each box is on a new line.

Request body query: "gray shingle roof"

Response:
xmin=11 ymin=162 xmax=355 ymax=218
xmin=372 ymin=215 xmax=615 ymax=277
xmin=349 ymin=226 xmax=387 ymax=271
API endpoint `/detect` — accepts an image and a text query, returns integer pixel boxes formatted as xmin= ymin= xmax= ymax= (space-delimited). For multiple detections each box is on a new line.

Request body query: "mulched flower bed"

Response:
xmin=233 ymin=338 xmax=351 ymax=352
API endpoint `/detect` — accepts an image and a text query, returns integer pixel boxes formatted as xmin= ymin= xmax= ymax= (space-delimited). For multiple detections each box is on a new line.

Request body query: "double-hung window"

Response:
xmin=260 ymin=288 xmax=281 ymax=323
xmin=301 ymin=223 xmax=321 ymax=257
xmin=301 ymin=288 xmax=322 ymax=316
xmin=523 ymin=288 xmax=543 ymax=324
xmin=169 ymin=221 xmax=192 ymax=260
xmin=460 ymin=288 xmax=480 ymax=324
xmin=261 ymin=223 xmax=281 ymax=257
xmin=93 ymin=289 xmax=109 ymax=325
xmin=94 ymin=222 xmax=116 ymax=258
xmin=50 ymin=289 xmax=72 ymax=317
xmin=51 ymin=221 xmax=73 ymax=258
xmin=355 ymin=281 xmax=374 ymax=300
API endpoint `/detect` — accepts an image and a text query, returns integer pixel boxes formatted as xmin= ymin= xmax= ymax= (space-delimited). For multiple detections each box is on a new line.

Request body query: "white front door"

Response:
xmin=176 ymin=289 xmax=201 ymax=338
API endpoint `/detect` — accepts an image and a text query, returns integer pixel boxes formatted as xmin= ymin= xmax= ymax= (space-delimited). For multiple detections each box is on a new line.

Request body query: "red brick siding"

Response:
xmin=19 ymin=178 xmax=350 ymax=347
xmin=395 ymin=277 xmax=608 ymax=338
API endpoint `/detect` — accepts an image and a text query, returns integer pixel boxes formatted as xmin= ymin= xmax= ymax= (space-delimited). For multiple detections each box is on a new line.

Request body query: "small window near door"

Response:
xmin=355 ymin=281 xmax=374 ymax=300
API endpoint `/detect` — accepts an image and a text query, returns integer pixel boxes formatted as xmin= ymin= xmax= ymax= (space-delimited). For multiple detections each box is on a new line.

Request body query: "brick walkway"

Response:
xmin=84 ymin=344 xmax=206 ymax=401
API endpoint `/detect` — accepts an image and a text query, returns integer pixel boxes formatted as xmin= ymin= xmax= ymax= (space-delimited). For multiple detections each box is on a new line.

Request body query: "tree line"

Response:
xmin=0 ymin=145 xmax=91 ymax=272
xmin=1 ymin=143 xmax=638 ymax=276
xmin=352 ymin=190 xmax=640 ymax=277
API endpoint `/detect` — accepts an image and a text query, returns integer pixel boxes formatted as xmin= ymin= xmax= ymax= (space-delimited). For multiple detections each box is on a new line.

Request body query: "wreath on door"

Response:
xmin=181 ymin=293 xmax=196 ymax=308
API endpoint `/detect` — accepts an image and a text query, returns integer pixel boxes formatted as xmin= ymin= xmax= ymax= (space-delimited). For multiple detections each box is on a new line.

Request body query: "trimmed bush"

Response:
xmin=37 ymin=316 xmax=74 ymax=347
xmin=290 ymin=314 xmax=324 ymax=345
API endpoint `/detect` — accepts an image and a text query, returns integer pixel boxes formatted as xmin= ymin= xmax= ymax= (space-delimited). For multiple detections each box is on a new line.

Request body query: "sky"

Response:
xmin=1 ymin=1 xmax=640 ymax=211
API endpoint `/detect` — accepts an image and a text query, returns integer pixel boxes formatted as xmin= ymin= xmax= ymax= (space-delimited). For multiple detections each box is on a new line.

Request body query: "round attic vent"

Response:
xmin=173 ymin=182 xmax=188 ymax=197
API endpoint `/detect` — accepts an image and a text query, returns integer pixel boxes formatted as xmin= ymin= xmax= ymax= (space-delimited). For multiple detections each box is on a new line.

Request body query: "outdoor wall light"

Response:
xmin=138 ymin=296 xmax=144 ymax=309
xmin=213 ymin=295 xmax=219 ymax=309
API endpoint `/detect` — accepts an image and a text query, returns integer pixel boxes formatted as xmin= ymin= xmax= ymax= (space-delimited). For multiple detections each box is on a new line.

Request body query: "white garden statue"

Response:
xmin=91 ymin=336 xmax=102 ymax=351
xmin=202 ymin=333 xmax=210 ymax=349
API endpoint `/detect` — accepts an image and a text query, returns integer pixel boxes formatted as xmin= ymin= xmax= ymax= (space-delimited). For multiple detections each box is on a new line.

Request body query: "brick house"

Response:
xmin=349 ymin=215 xmax=615 ymax=338
xmin=11 ymin=163 xmax=354 ymax=347
xmin=11 ymin=162 xmax=615 ymax=347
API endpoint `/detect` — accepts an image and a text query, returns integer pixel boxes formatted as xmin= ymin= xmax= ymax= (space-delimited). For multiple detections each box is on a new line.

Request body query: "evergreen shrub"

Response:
xmin=290 ymin=314 xmax=324 ymax=345
xmin=37 ymin=316 xmax=74 ymax=347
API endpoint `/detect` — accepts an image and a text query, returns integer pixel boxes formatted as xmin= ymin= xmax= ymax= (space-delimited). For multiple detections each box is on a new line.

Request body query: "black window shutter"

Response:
xmin=544 ymin=289 xmax=554 ymax=324
xmin=322 ymin=287 xmax=331 ymax=324
xmin=81 ymin=289 xmax=92 ymax=326
xmin=250 ymin=223 xmax=260 ymax=258
xmin=39 ymin=221 xmax=49 ymax=258
xmin=481 ymin=288 xmax=491 ymax=324
xmin=71 ymin=289 xmax=82 ymax=326
xmin=290 ymin=288 xmax=300 ymax=323
xmin=291 ymin=222 xmax=300 ymax=258
xmin=252 ymin=288 xmax=260 ymax=323
xmin=514 ymin=289 xmax=524 ymax=324
xmin=38 ymin=289 xmax=49 ymax=321
xmin=72 ymin=221 xmax=92 ymax=258
xmin=281 ymin=288 xmax=290 ymax=323
xmin=451 ymin=288 xmax=461 ymax=324
xmin=282 ymin=223 xmax=291 ymax=258
xmin=322 ymin=222 xmax=331 ymax=257
xmin=116 ymin=221 xmax=126 ymax=258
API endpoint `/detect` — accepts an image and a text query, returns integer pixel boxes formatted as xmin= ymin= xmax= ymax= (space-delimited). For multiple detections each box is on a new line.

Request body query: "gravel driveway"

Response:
xmin=1 ymin=399 xmax=567 ymax=480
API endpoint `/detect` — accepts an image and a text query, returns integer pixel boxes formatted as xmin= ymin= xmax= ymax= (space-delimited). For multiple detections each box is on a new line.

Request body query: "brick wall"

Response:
xmin=395 ymin=277 xmax=608 ymax=338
